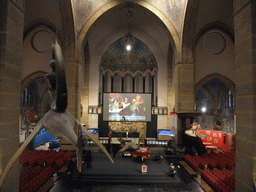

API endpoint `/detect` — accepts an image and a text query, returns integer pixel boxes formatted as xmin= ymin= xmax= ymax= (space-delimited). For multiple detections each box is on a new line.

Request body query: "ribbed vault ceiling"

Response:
xmin=100 ymin=36 xmax=157 ymax=73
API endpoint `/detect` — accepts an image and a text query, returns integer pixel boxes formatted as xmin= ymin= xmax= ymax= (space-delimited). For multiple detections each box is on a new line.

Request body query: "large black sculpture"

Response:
xmin=0 ymin=41 xmax=114 ymax=187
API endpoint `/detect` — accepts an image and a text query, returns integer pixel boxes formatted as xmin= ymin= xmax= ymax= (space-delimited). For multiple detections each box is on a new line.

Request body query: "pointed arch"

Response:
xmin=194 ymin=73 xmax=235 ymax=96
xmin=76 ymin=1 xmax=180 ymax=61
xmin=21 ymin=71 xmax=48 ymax=92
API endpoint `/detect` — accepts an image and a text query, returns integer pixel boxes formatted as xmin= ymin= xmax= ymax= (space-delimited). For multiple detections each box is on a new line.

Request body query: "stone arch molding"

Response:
xmin=194 ymin=73 xmax=236 ymax=96
xmin=99 ymin=68 xmax=157 ymax=78
xmin=21 ymin=71 xmax=48 ymax=93
xmin=76 ymin=0 xmax=181 ymax=61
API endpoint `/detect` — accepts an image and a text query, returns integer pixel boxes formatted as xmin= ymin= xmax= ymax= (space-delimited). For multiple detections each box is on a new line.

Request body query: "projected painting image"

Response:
xmin=103 ymin=93 xmax=151 ymax=122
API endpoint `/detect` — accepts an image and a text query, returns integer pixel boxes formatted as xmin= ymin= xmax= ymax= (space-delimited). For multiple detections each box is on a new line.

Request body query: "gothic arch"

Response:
xmin=21 ymin=71 xmax=48 ymax=93
xmin=76 ymin=1 xmax=180 ymax=61
xmin=194 ymin=73 xmax=235 ymax=95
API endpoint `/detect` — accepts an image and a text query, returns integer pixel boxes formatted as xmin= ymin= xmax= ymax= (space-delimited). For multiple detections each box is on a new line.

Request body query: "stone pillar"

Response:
xmin=106 ymin=72 xmax=111 ymax=92
xmin=153 ymin=74 xmax=157 ymax=106
xmin=65 ymin=61 xmax=82 ymax=119
xmin=124 ymin=75 xmax=132 ymax=92
xmin=113 ymin=74 xmax=121 ymax=92
xmin=167 ymin=60 xmax=175 ymax=134
xmin=60 ymin=60 xmax=82 ymax=150
xmin=98 ymin=74 xmax=103 ymax=106
xmin=135 ymin=74 xmax=143 ymax=93
xmin=0 ymin=0 xmax=24 ymax=191
xmin=234 ymin=1 xmax=256 ymax=191
xmin=174 ymin=62 xmax=194 ymax=112
xmin=145 ymin=73 xmax=151 ymax=93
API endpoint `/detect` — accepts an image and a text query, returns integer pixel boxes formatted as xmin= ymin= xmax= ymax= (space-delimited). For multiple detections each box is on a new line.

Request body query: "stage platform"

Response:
xmin=75 ymin=150 xmax=185 ymax=186
xmin=49 ymin=150 xmax=205 ymax=192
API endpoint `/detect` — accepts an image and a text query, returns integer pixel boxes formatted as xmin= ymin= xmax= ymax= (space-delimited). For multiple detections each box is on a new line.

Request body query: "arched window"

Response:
xmin=221 ymin=90 xmax=235 ymax=108
xmin=21 ymin=83 xmax=36 ymax=108
xmin=195 ymin=79 xmax=235 ymax=133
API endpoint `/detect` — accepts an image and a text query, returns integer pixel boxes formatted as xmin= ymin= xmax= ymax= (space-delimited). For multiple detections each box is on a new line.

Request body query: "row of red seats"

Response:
xmin=201 ymin=168 xmax=234 ymax=192
xmin=46 ymin=150 xmax=65 ymax=166
xmin=37 ymin=151 xmax=58 ymax=166
xmin=188 ymin=153 xmax=219 ymax=170
xmin=55 ymin=151 xmax=73 ymax=169
xmin=25 ymin=152 xmax=47 ymax=166
xmin=20 ymin=166 xmax=55 ymax=192
xmin=222 ymin=168 xmax=235 ymax=180
xmin=20 ymin=166 xmax=43 ymax=187
xmin=186 ymin=151 xmax=235 ymax=171
xmin=20 ymin=165 xmax=35 ymax=181
xmin=184 ymin=154 xmax=199 ymax=172
xmin=223 ymin=151 xmax=236 ymax=160
xmin=20 ymin=150 xmax=57 ymax=173
xmin=20 ymin=150 xmax=38 ymax=165
xmin=63 ymin=150 xmax=73 ymax=158
xmin=223 ymin=153 xmax=235 ymax=168
xmin=185 ymin=151 xmax=236 ymax=192
xmin=212 ymin=168 xmax=235 ymax=190
xmin=206 ymin=152 xmax=226 ymax=169
xmin=192 ymin=155 xmax=208 ymax=169
xmin=20 ymin=150 xmax=58 ymax=187
xmin=210 ymin=152 xmax=235 ymax=169
xmin=20 ymin=150 xmax=73 ymax=191
xmin=20 ymin=150 xmax=52 ymax=166
xmin=200 ymin=154 xmax=218 ymax=169
xmin=20 ymin=149 xmax=34 ymax=159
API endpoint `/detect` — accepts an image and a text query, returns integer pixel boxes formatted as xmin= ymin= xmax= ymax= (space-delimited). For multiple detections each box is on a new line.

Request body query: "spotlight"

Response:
xmin=201 ymin=107 xmax=206 ymax=112
xmin=126 ymin=44 xmax=131 ymax=51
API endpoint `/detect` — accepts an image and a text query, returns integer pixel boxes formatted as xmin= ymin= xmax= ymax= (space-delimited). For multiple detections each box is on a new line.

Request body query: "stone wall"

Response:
xmin=0 ymin=0 xmax=24 ymax=191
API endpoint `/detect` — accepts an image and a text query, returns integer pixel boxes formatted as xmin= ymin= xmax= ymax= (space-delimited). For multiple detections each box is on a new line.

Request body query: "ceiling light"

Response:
xmin=121 ymin=1 xmax=136 ymax=51
xmin=201 ymin=107 xmax=206 ymax=113
xmin=126 ymin=44 xmax=131 ymax=51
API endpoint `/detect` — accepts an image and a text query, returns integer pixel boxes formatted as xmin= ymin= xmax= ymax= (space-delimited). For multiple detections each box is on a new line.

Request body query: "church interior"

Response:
xmin=0 ymin=0 xmax=255 ymax=191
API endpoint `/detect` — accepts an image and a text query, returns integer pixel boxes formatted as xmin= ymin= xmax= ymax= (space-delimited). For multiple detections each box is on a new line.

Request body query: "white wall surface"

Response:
xmin=195 ymin=28 xmax=235 ymax=84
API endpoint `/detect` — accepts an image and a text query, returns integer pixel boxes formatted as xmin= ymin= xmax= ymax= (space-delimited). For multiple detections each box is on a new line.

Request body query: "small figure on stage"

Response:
xmin=67 ymin=158 xmax=75 ymax=179
xmin=83 ymin=149 xmax=92 ymax=168
xmin=118 ymin=136 xmax=142 ymax=153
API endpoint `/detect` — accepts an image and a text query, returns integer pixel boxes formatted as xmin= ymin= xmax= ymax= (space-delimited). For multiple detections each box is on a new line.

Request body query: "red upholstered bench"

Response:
xmin=203 ymin=142 xmax=212 ymax=146
xmin=205 ymin=146 xmax=218 ymax=149
xmin=205 ymin=145 xmax=218 ymax=153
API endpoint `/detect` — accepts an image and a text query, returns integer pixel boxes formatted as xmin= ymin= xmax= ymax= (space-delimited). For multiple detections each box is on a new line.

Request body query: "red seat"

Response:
xmin=203 ymin=142 xmax=212 ymax=146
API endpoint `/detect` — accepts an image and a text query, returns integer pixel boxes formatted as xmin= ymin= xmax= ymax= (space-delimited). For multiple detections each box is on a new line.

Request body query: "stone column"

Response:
xmin=234 ymin=1 xmax=256 ymax=191
xmin=135 ymin=74 xmax=143 ymax=93
xmin=106 ymin=72 xmax=111 ymax=92
xmin=167 ymin=59 xmax=175 ymax=134
xmin=174 ymin=62 xmax=194 ymax=112
xmin=153 ymin=74 xmax=157 ymax=106
xmin=113 ymin=74 xmax=121 ymax=92
xmin=0 ymin=0 xmax=24 ymax=191
xmin=60 ymin=60 xmax=82 ymax=150
xmin=145 ymin=73 xmax=151 ymax=93
xmin=65 ymin=61 xmax=82 ymax=119
xmin=124 ymin=75 xmax=132 ymax=92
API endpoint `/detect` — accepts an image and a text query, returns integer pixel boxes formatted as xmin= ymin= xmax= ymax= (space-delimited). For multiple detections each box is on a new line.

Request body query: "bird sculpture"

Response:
xmin=0 ymin=41 xmax=114 ymax=187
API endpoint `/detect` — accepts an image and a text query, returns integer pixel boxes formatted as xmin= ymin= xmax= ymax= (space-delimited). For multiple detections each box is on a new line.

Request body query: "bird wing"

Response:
xmin=0 ymin=119 xmax=44 ymax=187
xmin=80 ymin=122 xmax=114 ymax=164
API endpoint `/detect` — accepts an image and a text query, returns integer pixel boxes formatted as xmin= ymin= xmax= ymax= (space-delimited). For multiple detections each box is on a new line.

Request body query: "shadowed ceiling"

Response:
xmin=100 ymin=36 xmax=157 ymax=73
